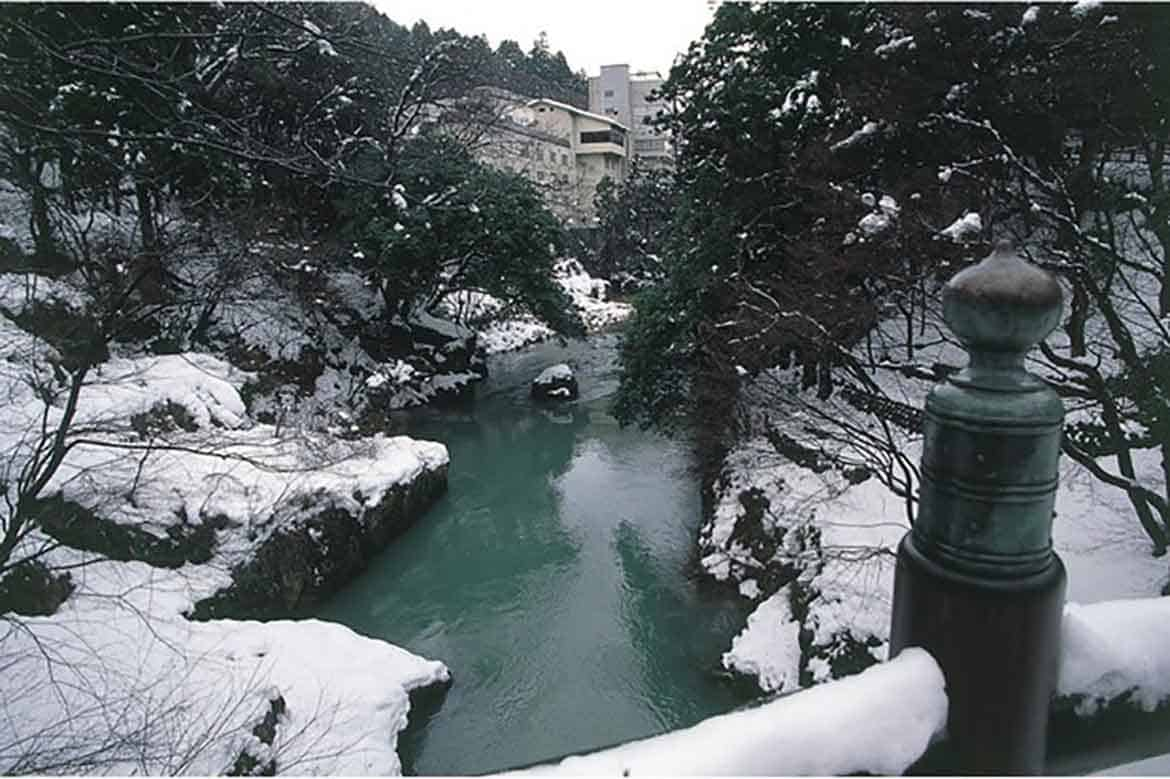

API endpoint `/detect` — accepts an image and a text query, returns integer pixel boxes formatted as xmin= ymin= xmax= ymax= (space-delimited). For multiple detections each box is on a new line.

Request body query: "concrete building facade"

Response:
xmin=525 ymin=98 xmax=628 ymax=223
xmin=424 ymin=87 xmax=631 ymax=224
xmin=588 ymin=65 xmax=673 ymax=170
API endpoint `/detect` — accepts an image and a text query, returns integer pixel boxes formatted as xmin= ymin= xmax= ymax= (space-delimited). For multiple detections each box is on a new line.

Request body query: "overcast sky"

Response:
xmin=372 ymin=0 xmax=716 ymax=78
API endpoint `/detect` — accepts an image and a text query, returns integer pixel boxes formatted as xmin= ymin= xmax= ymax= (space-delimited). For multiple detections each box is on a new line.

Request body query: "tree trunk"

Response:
xmin=1148 ymin=142 xmax=1168 ymax=315
xmin=136 ymin=180 xmax=157 ymax=253
xmin=29 ymin=158 xmax=54 ymax=259
xmin=134 ymin=181 xmax=165 ymax=303
xmin=60 ymin=152 xmax=76 ymax=213
xmin=1099 ymin=385 xmax=1168 ymax=555
xmin=1066 ymin=280 xmax=1089 ymax=357
xmin=1153 ymin=215 xmax=1170 ymax=317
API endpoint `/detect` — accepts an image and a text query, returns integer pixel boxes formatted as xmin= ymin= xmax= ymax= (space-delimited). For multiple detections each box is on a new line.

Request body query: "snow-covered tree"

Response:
xmin=617 ymin=1 xmax=1170 ymax=553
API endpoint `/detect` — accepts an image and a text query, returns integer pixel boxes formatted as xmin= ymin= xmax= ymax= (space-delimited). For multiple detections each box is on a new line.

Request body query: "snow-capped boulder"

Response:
xmin=531 ymin=363 xmax=578 ymax=401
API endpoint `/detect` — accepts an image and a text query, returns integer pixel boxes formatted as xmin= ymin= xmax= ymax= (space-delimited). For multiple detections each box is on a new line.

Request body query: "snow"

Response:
xmin=81 ymin=354 xmax=252 ymax=430
xmin=534 ymin=363 xmax=573 ymax=385
xmin=0 ymin=272 xmax=89 ymax=315
xmin=211 ymin=291 xmax=319 ymax=363
xmin=52 ymin=428 xmax=447 ymax=542
xmin=738 ymin=578 xmax=760 ymax=599
xmin=710 ymin=406 xmax=1168 ymax=698
xmin=553 ymin=258 xmax=632 ymax=331
xmin=859 ymin=211 xmax=892 ymax=236
xmin=878 ymin=194 xmax=900 ymax=217
xmin=478 ymin=317 xmax=556 ymax=354
xmin=704 ymin=268 xmax=1168 ymax=702
xmin=367 ymin=359 xmax=415 ymax=389
xmin=874 ymin=35 xmax=916 ymax=58
xmin=411 ymin=308 xmax=473 ymax=341
xmin=939 ymin=211 xmax=983 ymax=242
xmin=723 ymin=586 xmax=802 ymax=693
xmin=1071 ymin=0 xmax=1103 ymax=17
xmin=442 ymin=259 xmax=630 ymax=356
xmin=831 ymin=121 xmax=879 ymax=152
xmin=1 ymin=340 xmax=452 ymax=774
xmin=1059 ymin=597 xmax=1170 ymax=715
xmin=506 ymin=648 xmax=946 ymax=776
xmin=0 ymin=347 xmax=449 ymax=544
xmin=1097 ymin=753 xmax=1170 ymax=775
xmin=1053 ymin=448 xmax=1168 ymax=603
xmin=3 ymin=551 xmax=449 ymax=775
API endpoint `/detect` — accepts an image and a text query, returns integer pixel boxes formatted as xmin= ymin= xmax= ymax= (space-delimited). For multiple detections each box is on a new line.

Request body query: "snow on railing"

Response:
xmin=501 ymin=648 xmax=947 ymax=777
xmin=1059 ymin=596 xmax=1170 ymax=715
xmin=495 ymin=596 xmax=1170 ymax=777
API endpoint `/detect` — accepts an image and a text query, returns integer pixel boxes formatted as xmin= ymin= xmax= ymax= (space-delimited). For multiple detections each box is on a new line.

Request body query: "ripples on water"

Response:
xmin=318 ymin=335 xmax=753 ymax=774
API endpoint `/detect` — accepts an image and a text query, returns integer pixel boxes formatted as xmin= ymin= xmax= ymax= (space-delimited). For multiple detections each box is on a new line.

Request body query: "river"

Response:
xmin=317 ymin=334 xmax=754 ymax=774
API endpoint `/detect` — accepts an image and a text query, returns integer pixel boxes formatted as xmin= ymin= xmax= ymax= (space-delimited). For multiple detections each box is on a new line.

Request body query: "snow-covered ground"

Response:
xmin=707 ymin=277 xmax=1169 ymax=706
xmin=0 ymin=303 xmax=451 ymax=773
xmin=4 ymin=547 xmax=449 ymax=775
xmin=443 ymin=258 xmax=632 ymax=355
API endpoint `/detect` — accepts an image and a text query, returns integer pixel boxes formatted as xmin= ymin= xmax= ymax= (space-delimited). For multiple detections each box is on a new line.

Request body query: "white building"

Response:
xmin=588 ymin=64 xmax=673 ymax=170
xmin=424 ymin=87 xmax=630 ymax=224
xmin=525 ymin=98 xmax=629 ymax=223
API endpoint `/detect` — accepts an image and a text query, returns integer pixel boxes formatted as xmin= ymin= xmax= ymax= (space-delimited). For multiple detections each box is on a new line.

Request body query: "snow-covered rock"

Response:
xmin=939 ymin=211 xmax=983 ymax=242
xmin=531 ymin=362 xmax=578 ymax=401
xmin=2 ymin=551 xmax=450 ymax=775
xmin=831 ymin=121 xmax=880 ymax=153
xmin=1 ymin=341 xmax=453 ymax=774
xmin=722 ymin=586 xmax=802 ymax=693
xmin=1070 ymin=0 xmax=1103 ymax=17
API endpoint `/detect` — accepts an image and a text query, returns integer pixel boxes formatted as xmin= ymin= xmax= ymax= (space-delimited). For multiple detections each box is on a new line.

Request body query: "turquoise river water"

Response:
xmin=317 ymin=334 xmax=754 ymax=775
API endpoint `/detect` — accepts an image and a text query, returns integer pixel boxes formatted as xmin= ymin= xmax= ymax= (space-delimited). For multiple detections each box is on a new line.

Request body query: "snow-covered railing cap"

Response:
xmin=942 ymin=239 xmax=1063 ymax=359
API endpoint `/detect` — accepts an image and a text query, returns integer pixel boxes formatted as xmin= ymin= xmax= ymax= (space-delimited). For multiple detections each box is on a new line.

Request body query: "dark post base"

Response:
xmin=890 ymin=534 xmax=1066 ymax=775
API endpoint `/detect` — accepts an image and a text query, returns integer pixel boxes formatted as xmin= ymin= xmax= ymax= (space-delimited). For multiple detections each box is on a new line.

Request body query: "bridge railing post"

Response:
xmin=889 ymin=240 xmax=1067 ymax=774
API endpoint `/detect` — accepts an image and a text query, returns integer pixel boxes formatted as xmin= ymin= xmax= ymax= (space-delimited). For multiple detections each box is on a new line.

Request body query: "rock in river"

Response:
xmin=531 ymin=362 xmax=578 ymax=401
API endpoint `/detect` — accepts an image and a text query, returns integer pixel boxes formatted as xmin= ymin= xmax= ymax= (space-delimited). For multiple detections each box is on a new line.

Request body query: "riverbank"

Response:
xmin=442 ymin=258 xmax=632 ymax=356
xmin=0 ymin=180 xmax=635 ymax=773
xmin=0 ymin=329 xmax=453 ymax=772
xmin=699 ymin=314 xmax=1170 ymax=700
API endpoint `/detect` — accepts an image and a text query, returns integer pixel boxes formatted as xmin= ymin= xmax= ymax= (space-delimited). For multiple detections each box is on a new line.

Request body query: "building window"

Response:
xmin=604 ymin=89 xmax=614 ymax=97
xmin=561 ymin=153 xmax=568 ymax=166
xmin=580 ymin=129 xmax=626 ymax=145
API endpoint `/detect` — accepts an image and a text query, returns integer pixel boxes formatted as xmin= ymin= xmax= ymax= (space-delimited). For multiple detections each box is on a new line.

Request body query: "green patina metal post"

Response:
xmin=890 ymin=241 xmax=1067 ymax=775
